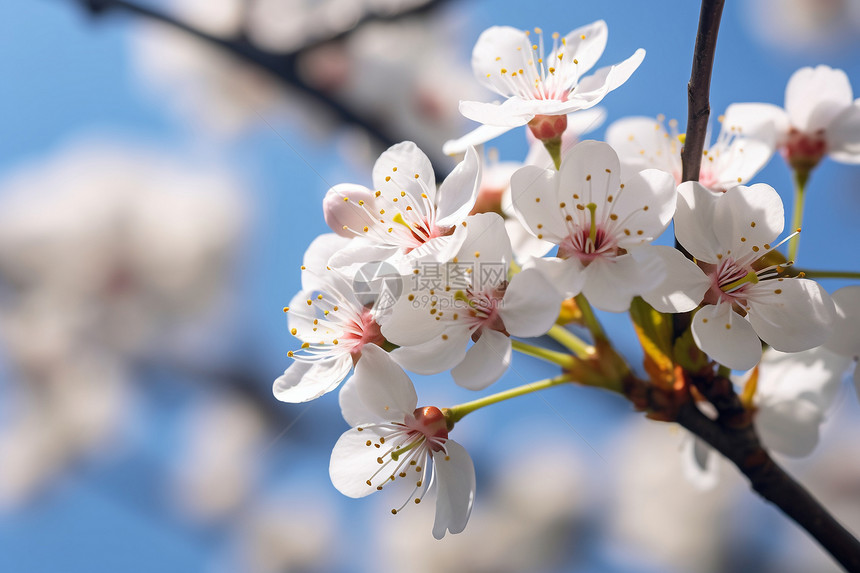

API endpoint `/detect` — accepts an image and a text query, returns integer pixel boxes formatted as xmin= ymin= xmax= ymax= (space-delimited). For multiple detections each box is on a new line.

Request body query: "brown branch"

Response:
xmin=673 ymin=0 xmax=725 ymax=357
xmin=681 ymin=0 xmax=724 ymax=183
xmin=74 ymin=0 xmax=452 ymax=174
xmin=676 ymin=399 xmax=860 ymax=572
xmin=624 ymin=367 xmax=860 ymax=571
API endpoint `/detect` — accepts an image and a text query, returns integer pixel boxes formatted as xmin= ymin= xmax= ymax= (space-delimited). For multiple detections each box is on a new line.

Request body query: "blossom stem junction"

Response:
xmin=444 ymin=373 xmax=574 ymax=424
xmin=510 ymin=339 xmax=577 ymax=368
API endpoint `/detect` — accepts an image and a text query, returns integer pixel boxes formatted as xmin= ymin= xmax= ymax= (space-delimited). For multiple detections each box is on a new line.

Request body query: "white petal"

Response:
xmin=581 ymin=253 xmax=661 ymax=313
xmin=827 ymin=101 xmax=860 ymax=164
xmin=329 ymin=426 xmax=395 ymax=498
xmin=692 ymin=304 xmax=762 ymax=370
xmin=454 ymin=212 xmax=513 ymax=267
xmin=722 ymin=103 xmax=789 ymax=144
xmin=570 ymin=49 xmax=646 ymax=102
xmin=432 ymin=440 xmax=476 ymax=539
xmin=713 ymin=184 xmax=784 ymax=258
xmin=755 ymin=347 xmax=849 ymax=410
xmin=681 ymin=435 xmax=719 ymax=491
xmin=499 ymin=268 xmax=563 ymax=337
xmin=443 ymin=124 xmax=513 ymax=156
xmin=639 ymin=246 xmax=710 ymax=313
xmin=611 ymin=168 xmax=677 ymax=245
xmin=301 ymin=266 xmax=359 ymax=304
xmin=509 ymin=165 xmax=567 ymax=241
xmin=712 ymin=137 xmax=775 ymax=190
xmin=339 ymin=375 xmax=375 ymax=428
xmin=389 ymin=327 xmax=471 ymax=375
xmin=327 ymin=240 xmax=400 ymax=276
xmin=394 ymin=225 xmax=470 ymax=272
xmin=605 ymin=116 xmax=679 ymax=180
xmin=451 ymin=330 xmax=511 ymax=390
xmin=286 ymin=289 xmax=320 ymax=338
xmin=558 ymin=141 xmax=621 ymax=210
xmin=785 ymin=65 xmax=854 ymax=133
xmin=459 ymin=98 xmax=536 ymax=128
xmin=747 ymin=279 xmax=835 ymax=353
xmin=273 ymin=357 xmax=352 ymax=403
xmin=825 ymin=285 xmax=860 ymax=357
xmin=559 ymin=20 xmax=608 ymax=76
xmin=756 ymin=399 xmax=825 ymax=458
xmin=352 ymin=345 xmax=417 ymax=419
xmin=372 ymin=141 xmax=436 ymax=205
xmin=378 ymin=289 xmax=445 ymax=347
xmin=674 ymin=181 xmax=722 ymax=262
xmin=526 ymin=256 xmax=586 ymax=298
xmin=471 ymin=26 xmax=531 ymax=97
xmin=506 ymin=218 xmax=556 ymax=263
xmin=302 ymin=233 xmax=352 ymax=272
xmin=436 ymin=146 xmax=481 ymax=227
xmin=323 ymin=184 xmax=379 ymax=238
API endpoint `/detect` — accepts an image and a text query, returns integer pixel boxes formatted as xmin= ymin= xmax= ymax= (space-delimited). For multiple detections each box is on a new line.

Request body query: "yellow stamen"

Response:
xmin=722 ymin=270 xmax=759 ymax=292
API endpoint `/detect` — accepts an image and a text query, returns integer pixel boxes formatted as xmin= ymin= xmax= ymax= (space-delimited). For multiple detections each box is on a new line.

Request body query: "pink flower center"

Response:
xmin=343 ymin=308 xmax=386 ymax=363
xmin=359 ymin=406 xmax=450 ymax=513
xmin=698 ymin=168 xmax=720 ymax=191
xmin=405 ymin=406 xmax=449 ymax=449
xmin=402 ymin=218 xmax=454 ymax=253
xmin=783 ymin=128 xmax=827 ymax=172
xmin=458 ymin=283 xmax=509 ymax=341
xmin=557 ymin=225 xmax=619 ymax=264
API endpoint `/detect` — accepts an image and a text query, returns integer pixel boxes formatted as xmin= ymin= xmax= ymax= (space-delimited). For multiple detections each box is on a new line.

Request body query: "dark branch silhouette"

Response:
xmin=75 ymin=0 xmax=453 ymax=174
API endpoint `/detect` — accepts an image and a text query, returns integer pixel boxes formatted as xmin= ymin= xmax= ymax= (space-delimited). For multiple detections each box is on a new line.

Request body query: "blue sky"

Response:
xmin=1 ymin=1 xmax=859 ymax=572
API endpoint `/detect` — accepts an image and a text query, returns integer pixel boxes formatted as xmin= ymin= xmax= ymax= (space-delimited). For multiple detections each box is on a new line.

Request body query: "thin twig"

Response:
xmin=681 ymin=0 xmax=725 ymax=182
xmin=75 ymin=0 xmax=452 ymax=174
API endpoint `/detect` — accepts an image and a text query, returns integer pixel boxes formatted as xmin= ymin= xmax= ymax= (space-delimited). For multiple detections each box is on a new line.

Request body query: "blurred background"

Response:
xmin=1 ymin=0 xmax=859 ymax=572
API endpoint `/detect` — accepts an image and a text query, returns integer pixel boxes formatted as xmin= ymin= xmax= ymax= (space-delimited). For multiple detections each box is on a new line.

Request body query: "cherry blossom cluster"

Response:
xmin=275 ymin=20 xmax=860 ymax=537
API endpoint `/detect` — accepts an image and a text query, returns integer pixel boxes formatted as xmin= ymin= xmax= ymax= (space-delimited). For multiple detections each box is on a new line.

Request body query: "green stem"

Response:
xmin=543 ymin=137 xmax=562 ymax=170
xmin=510 ymin=339 xmax=576 ymax=368
xmin=445 ymin=374 xmax=573 ymax=423
xmin=795 ymin=269 xmax=860 ymax=280
xmin=547 ymin=325 xmax=594 ymax=358
xmin=574 ymin=294 xmax=607 ymax=343
xmin=787 ymin=169 xmax=809 ymax=263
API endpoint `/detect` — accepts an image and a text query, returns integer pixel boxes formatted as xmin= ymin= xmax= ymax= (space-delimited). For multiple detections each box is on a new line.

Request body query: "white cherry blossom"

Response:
xmin=673 ymin=182 xmax=836 ymax=370
xmin=457 ymin=22 xmax=644 ymax=143
xmin=605 ymin=115 xmax=774 ymax=191
xmin=273 ymin=234 xmax=395 ymax=403
xmin=748 ymin=347 xmax=847 ymax=457
xmin=323 ymin=141 xmax=480 ymax=273
xmin=509 ymin=140 xmax=700 ymax=313
xmin=458 ymin=113 xmax=606 ymax=264
xmin=723 ymin=65 xmax=860 ymax=170
xmin=329 ymin=345 xmax=475 ymax=539
xmin=380 ymin=213 xmax=563 ymax=390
